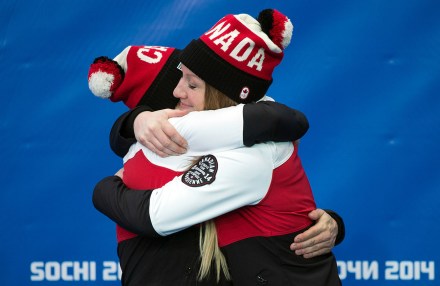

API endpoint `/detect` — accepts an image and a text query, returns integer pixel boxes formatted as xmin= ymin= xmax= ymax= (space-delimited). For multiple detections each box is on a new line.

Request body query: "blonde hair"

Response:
xmin=197 ymin=84 xmax=236 ymax=282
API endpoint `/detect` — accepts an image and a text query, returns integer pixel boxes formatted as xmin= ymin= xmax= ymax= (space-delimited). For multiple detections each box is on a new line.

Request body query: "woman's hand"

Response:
xmin=290 ymin=209 xmax=338 ymax=258
xmin=134 ymin=109 xmax=189 ymax=157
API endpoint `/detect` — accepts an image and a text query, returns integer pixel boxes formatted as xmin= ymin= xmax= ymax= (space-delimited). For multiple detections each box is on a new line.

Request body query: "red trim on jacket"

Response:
xmin=215 ymin=146 xmax=316 ymax=247
xmin=117 ymin=151 xmax=182 ymax=242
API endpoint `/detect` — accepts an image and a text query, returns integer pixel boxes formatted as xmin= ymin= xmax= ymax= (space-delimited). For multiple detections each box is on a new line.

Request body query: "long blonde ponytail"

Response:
xmin=198 ymin=220 xmax=231 ymax=281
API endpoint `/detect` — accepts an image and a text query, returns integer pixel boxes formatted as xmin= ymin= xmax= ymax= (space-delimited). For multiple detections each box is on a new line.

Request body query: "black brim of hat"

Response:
xmin=180 ymin=40 xmax=272 ymax=103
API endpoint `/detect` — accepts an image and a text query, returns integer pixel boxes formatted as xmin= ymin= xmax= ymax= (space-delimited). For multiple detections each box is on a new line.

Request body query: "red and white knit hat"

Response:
xmin=180 ymin=9 xmax=293 ymax=103
xmin=88 ymin=46 xmax=181 ymax=109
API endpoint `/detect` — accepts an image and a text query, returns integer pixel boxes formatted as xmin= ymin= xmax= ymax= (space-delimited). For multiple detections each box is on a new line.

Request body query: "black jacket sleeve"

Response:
xmin=110 ymin=101 xmax=309 ymax=157
xmin=93 ymin=178 xmax=346 ymax=244
xmin=324 ymin=209 xmax=346 ymax=245
xmin=243 ymin=101 xmax=309 ymax=146
xmin=92 ymin=176 xmax=161 ymax=238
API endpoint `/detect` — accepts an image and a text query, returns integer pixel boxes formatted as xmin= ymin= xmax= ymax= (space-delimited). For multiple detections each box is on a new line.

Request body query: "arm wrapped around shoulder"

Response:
xmin=242 ymin=101 xmax=309 ymax=146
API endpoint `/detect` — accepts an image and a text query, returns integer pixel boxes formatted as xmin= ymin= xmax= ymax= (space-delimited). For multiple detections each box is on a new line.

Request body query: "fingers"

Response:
xmin=134 ymin=109 xmax=188 ymax=157
xmin=140 ymin=139 xmax=171 ymax=158
xmin=291 ymin=230 xmax=333 ymax=250
xmin=295 ymin=208 xmax=329 ymax=243
xmin=290 ymin=212 xmax=338 ymax=259
xmin=302 ymin=246 xmax=332 ymax=259
xmin=290 ymin=234 xmax=335 ymax=258
xmin=161 ymin=123 xmax=188 ymax=153
xmin=165 ymin=109 xmax=189 ymax=118
xmin=308 ymin=208 xmax=325 ymax=220
xmin=149 ymin=126 xmax=187 ymax=157
xmin=139 ymin=131 xmax=187 ymax=157
xmin=291 ymin=233 xmax=334 ymax=251
xmin=294 ymin=224 xmax=320 ymax=243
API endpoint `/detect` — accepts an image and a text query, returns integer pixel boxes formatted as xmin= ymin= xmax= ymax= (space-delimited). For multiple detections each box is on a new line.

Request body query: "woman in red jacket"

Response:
xmin=92 ymin=9 xmax=343 ymax=285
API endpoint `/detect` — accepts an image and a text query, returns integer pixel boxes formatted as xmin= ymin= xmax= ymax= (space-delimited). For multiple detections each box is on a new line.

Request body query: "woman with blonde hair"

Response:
xmin=94 ymin=8 xmax=342 ymax=285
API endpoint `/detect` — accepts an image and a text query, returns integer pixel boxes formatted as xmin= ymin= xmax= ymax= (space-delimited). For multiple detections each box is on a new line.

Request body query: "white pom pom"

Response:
xmin=281 ymin=18 xmax=293 ymax=50
xmin=88 ymin=71 xmax=115 ymax=99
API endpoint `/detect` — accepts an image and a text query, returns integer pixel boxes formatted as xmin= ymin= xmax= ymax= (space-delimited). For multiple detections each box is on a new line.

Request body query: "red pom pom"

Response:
xmin=88 ymin=57 xmax=124 ymax=98
xmin=270 ymin=10 xmax=286 ymax=49
xmin=258 ymin=9 xmax=293 ymax=50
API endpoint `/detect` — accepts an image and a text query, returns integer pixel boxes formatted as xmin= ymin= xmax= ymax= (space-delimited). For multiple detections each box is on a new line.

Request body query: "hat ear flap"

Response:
xmin=88 ymin=56 xmax=125 ymax=99
xmin=257 ymin=9 xmax=293 ymax=50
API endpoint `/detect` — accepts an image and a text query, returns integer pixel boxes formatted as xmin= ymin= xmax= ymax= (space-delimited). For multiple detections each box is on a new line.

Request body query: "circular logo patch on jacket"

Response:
xmin=182 ymin=155 xmax=218 ymax=187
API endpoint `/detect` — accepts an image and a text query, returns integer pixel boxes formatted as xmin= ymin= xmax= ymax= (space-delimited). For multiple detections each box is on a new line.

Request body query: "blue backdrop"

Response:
xmin=1 ymin=0 xmax=439 ymax=285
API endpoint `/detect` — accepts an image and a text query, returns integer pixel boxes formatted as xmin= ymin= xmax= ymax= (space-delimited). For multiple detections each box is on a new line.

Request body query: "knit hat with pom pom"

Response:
xmin=88 ymin=46 xmax=181 ymax=109
xmin=180 ymin=9 xmax=293 ymax=103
